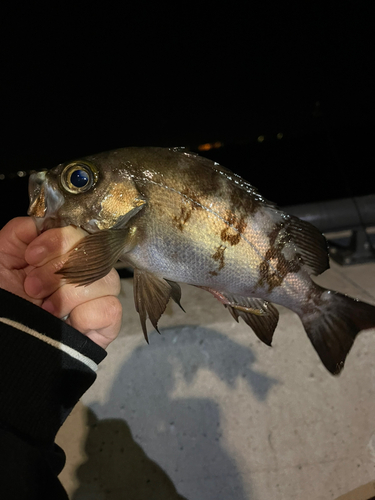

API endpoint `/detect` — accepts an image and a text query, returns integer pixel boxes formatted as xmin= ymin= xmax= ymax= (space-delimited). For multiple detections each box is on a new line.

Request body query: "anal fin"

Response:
xmin=199 ymin=287 xmax=279 ymax=346
xmin=225 ymin=297 xmax=279 ymax=346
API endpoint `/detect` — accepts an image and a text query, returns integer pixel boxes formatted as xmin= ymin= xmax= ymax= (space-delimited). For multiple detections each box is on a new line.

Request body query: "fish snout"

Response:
xmin=28 ymin=171 xmax=65 ymax=232
xmin=28 ymin=171 xmax=48 ymax=217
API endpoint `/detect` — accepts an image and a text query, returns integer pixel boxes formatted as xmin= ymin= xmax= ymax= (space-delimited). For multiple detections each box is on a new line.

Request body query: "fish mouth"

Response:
xmin=33 ymin=216 xmax=69 ymax=234
xmin=28 ymin=171 xmax=48 ymax=218
xmin=28 ymin=171 xmax=65 ymax=233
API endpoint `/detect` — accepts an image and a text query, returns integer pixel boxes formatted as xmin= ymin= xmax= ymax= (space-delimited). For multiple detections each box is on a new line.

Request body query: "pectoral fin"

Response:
xmin=58 ymin=228 xmax=137 ymax=286
xmin=133 ymin=269 xmax=183 ymax=342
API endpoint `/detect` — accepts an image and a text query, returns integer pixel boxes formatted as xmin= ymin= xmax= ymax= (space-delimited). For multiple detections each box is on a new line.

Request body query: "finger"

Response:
xmin=24 ymin=252 xmax=70 ymax=298
xmin=66 ymin=295 xmax=123 ymax=349
xmin=0 ymin=217 xmax=38 ymax=265
xmin=0 ymin=217 xmax=38 ymax=248
xmin=41 ymin=268 xmax=121 ymax=318
xmin=25 ymin=225 xmax=88 ymax=267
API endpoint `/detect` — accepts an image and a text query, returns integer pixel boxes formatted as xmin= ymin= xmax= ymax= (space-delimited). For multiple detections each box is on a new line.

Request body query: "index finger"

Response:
xmin=0 ymin=217 xmax=38 ymax=254
xmin=25 ymin=225 xmax=88 ymax=267
xmin=0 ymin=218 xmax=39 ymax=273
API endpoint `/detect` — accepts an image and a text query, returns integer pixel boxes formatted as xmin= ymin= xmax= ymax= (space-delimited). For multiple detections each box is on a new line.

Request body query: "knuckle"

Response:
xmin=104 ymin=296 xmax=123 ymax=320
xmin=41 ymin=226 xmax=86 ymax=254
xmin=102 ymin=269 xmax=121 ymax=295
xmin=100 ymin=297 xmax=123 ymax=330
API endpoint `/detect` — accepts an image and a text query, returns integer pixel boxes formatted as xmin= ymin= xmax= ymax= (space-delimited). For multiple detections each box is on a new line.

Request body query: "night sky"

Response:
xmin=1 ymin=3 xmax=374 ymax=226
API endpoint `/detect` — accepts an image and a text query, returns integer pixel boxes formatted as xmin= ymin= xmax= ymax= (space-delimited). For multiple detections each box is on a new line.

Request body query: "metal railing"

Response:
xmin=283 ymin=194 xmax=375 ymax=265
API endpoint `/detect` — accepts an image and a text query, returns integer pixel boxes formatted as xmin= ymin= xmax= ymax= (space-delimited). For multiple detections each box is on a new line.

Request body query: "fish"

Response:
xmin=28 ymin=146 xmax=375 ymax=374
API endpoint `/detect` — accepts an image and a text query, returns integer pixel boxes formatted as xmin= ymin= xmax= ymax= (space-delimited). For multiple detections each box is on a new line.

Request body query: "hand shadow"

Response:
xmin=72 ymin=408 xmax=187 ymax=500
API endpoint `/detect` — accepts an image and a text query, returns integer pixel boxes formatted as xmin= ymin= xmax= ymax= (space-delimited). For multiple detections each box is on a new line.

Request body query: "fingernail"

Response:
xmin=25 ymin=276 xmax=43 ymax=297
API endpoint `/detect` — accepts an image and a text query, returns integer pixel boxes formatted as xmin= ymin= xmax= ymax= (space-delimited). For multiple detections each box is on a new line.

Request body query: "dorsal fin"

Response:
xmin=183 ymin=152 xmax=278 ymax=210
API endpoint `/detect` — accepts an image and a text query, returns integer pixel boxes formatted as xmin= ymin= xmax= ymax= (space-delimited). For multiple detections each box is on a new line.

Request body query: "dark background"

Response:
xmin=1 ymin=3 xmax=374 ymax=228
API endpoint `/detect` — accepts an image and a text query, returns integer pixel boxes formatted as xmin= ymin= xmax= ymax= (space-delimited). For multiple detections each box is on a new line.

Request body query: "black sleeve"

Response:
xmin=0 ymin=288 xmax=107 ymax=500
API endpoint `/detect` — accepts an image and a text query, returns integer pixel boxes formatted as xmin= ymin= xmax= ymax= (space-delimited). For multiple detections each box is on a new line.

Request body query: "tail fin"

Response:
xmin=301 ymin=289 xmax=375 ymax=374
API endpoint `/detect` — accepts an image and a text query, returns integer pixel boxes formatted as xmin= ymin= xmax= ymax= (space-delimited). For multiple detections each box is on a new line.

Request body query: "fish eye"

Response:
xmin=70 ymin=169 xmax=89 ymax=188
xmin=60 ymin=161 xmax=98 ymax=194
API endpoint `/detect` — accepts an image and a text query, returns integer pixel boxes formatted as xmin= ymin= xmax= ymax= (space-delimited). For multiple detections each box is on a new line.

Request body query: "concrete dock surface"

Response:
xmin=57 ymin=261 xmax=375 ymax=499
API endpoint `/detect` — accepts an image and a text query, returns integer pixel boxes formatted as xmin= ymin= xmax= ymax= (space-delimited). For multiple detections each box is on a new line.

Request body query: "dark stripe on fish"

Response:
xmin=220 ymin=211 xmax=247 ymax=246
xmin=257 ymin=221 xmax=302 ymax=292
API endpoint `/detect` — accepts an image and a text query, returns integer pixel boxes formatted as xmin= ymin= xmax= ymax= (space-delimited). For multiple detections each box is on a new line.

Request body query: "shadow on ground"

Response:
xmin=72 ymin=408 xmax=187 ymax=500
xmin=72 ymin=325 xmax=278 ymax=499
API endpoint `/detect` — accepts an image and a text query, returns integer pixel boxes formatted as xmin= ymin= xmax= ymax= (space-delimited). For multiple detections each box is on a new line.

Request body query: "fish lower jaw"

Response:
xmin=32 ymin=215 xmax=101 ymax=235
xmin=32 ymin=216 xmax=47 ymax=234
xmin=32 ymin=216 xmax=68 ymax=234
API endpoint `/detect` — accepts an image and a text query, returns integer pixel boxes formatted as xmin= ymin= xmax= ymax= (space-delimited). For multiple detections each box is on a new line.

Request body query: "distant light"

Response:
xmin=277 ymin=132 xmax=283 ymax=139
xmin=198 ymin=141 xmax=223 ymax=151
xmin=257 ymin=135 xmax=265 ymax=143
xmin=198 ymin=143 xmax=211 ymax=151
xmin=0 ymin=174 xmax=5 ymax=180
xmin=17 ymin=170 xmax=27 ymax=177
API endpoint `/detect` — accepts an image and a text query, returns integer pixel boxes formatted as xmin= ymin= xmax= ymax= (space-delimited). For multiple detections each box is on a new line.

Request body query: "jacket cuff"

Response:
xmin=0 ymin=288 xmax=107 ymax=445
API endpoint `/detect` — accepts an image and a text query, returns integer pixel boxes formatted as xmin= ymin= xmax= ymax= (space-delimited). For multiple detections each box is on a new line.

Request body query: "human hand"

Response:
xmin=0 ymin=217 xmax=122 ymax=349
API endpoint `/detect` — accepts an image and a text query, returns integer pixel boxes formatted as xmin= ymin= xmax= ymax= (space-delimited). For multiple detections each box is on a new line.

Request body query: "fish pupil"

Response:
xmin=70 ymin=169 xmax=89 ymax=188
